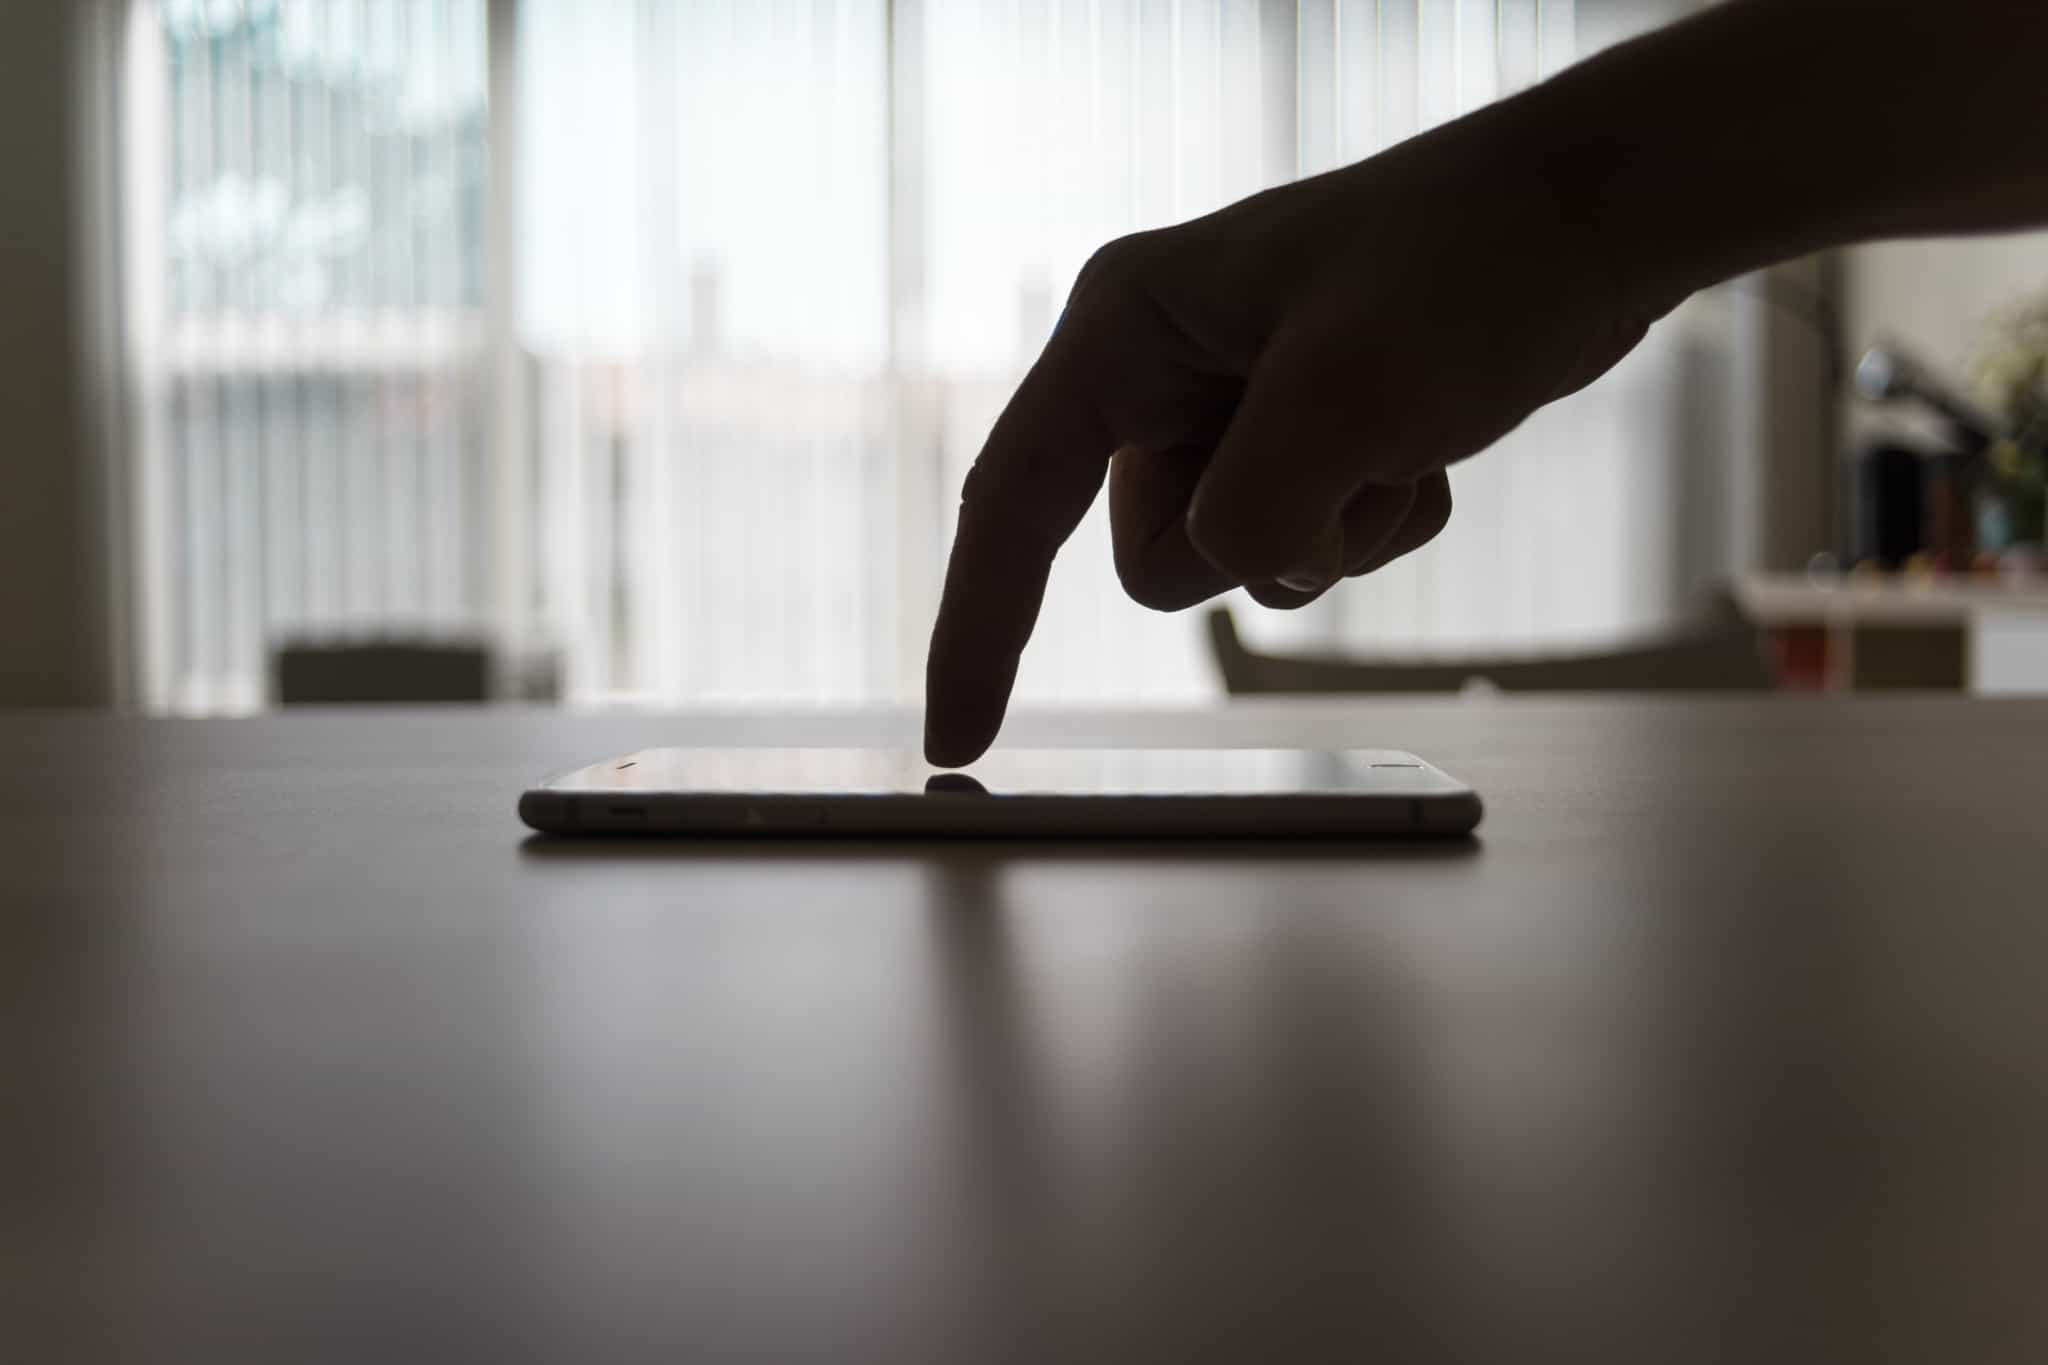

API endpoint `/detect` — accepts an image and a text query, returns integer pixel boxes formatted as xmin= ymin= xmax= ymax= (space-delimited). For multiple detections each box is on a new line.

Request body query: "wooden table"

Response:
xmin=7 ymin=700 xmax=2047 ymax=1364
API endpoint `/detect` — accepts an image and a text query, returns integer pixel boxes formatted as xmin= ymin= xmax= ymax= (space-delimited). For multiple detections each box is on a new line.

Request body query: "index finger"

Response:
xmin=923 ymin=334 xmax=1116 ymax=767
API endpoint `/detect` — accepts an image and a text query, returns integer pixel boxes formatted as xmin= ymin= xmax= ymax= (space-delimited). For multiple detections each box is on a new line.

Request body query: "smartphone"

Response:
xmin=519 ymin=748 xmax=1481 ymax=838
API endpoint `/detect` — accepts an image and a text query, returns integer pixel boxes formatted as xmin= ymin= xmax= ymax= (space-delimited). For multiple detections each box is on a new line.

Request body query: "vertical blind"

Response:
xmin=127 ymin=0 xmax=1732 ymax=712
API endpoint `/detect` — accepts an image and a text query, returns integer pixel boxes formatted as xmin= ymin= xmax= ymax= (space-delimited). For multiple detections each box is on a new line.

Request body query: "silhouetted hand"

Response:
xmin=922 ymin=0 xmax=2048 ymax=767
xmin=923 ymin=108 xmax=1653 ymax=766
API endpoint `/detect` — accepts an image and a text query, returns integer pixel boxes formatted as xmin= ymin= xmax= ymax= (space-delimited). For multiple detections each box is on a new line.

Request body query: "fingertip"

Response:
xmin=923 ymin=719 xmax=994 ymax=770
xmin=1110 ymin=445 xmax=1238 ymax=612
xmin=1184 ymin=496 xmax=1289 ymax=585
xmin=923 ymin=625 xmax=1008 ymax=768
xmin=923 ymin=552 xmax=1031 ymax=769
xmin=1185 ymin=491 xmax=1338 ymax=587
xmin=1345 ymin=472 xmax=1454 ymax=578
xmin=1243 ymin=579 xmax=1326 ymax=611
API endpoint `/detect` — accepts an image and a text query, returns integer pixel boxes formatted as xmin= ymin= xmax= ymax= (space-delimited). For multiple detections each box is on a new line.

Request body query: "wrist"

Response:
xmin=1506 ymin=0 xmax=2048 ymax=317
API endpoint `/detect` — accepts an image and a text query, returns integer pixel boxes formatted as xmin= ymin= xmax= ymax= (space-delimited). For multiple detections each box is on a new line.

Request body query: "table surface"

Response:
xmin=7 ymin=699 xmax=2048 ymax=1364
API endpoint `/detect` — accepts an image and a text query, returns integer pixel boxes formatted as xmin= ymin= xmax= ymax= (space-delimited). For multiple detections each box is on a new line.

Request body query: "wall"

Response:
xmin=0 ymin=1 xmax=115 ymax=708
xmin=1844 ymin=233 xmax=2048 ymax=411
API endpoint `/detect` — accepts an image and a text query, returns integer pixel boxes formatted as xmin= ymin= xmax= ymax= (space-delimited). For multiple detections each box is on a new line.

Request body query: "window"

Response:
xmin=132 ymin=0 xmax=490 ymax=711
xmin=121 ymin=0 xmax=1740 ymax=712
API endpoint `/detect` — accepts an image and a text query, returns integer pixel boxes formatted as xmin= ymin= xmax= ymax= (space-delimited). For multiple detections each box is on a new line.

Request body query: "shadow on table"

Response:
xmin=517 ymin=833 xmax=1481 ymax=864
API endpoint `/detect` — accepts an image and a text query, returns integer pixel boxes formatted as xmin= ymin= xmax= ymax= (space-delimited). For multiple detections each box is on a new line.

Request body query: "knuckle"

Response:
xmin=953 ymin=457 xmax=1002 ymax=525
xmin=1071 ymin=232 xmax=1154 ymax=300
xmin=1109 ymin=525 xmax=1154 ymax=603
xmin=1186 ymin=501 xmax=1296 ymax=585
xmin=1110 ymin=528 xmax=1197 ymax=614
xmin=1116 ymin=564 xmax=1189 ymax=614
xmin=1062 ymin=232 xmax=1173 ymax=345
xmin=1061 ymin=235 xmax=1226 ymax=448
xmin=1379 ymin=448 xmax=1450 ymax=487
xmin=1413 ymin=476 xmax=1454 ymax=538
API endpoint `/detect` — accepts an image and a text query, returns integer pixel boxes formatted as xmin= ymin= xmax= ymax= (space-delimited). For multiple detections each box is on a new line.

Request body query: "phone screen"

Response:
xmin=550 ymin=748 xmax=1461 ymax=798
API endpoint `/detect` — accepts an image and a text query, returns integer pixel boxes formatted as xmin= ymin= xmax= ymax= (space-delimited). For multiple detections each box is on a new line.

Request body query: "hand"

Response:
xmin=923 ymin=105 xmax=1660 ymax=766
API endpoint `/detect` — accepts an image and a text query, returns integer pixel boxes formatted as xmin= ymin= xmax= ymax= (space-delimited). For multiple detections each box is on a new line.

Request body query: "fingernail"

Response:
xmin=1276 ymin=572 xmax=1329 ymax=594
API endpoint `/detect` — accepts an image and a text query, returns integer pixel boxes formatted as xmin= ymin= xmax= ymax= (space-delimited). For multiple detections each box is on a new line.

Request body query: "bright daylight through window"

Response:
xmin=126 ymin=0 xmax=1740 ymax=713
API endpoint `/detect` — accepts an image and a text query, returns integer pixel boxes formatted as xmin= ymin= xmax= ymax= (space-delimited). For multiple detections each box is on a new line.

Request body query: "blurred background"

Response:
xmin=6 ymin=0 xmax=2048 ymax=714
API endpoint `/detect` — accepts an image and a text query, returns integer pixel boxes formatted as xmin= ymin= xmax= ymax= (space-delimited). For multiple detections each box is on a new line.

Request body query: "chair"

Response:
xmin=1207 ymin=593 xmax=1772 ymax=695
xmin=274 ymin=638 xmax=492 ymax=705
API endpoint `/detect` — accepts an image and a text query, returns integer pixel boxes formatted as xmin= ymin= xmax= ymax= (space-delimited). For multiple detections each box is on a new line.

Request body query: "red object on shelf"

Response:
xmin=1766 ymin=625 xmax=1830 ymax=691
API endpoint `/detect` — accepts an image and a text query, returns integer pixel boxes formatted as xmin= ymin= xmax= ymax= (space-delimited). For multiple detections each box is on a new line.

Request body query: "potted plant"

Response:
xmin=1972 ymin=290 xmax=2048 ymax=557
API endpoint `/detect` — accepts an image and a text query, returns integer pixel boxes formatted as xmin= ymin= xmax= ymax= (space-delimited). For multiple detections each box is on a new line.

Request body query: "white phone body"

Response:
xmin=520 ymin=748 xmax=1482 ymax=838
